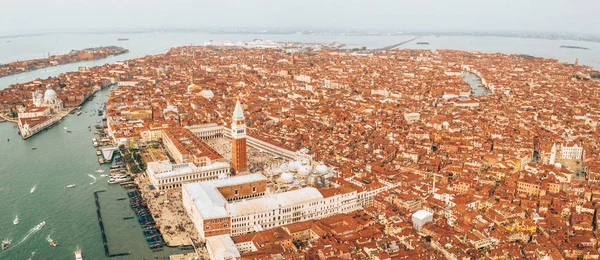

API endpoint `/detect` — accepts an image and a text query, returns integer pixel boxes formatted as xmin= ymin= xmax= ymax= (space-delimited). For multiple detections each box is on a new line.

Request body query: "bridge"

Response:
xmin=102 ymin=147 xmax=119 ymax=161
xmin=376 ymin=37 xmax=421 ymax=51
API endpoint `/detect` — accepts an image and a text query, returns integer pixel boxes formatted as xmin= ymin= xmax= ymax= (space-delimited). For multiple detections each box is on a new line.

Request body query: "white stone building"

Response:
xmin=146 ymin=160 xmax=230 ymax=190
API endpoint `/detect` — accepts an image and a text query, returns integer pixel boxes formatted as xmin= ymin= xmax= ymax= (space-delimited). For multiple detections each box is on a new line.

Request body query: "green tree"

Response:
xmin=131 ymin=164 xmax=140 ymax=173
xmin=123 ymin=153 xmax=133 ymax=163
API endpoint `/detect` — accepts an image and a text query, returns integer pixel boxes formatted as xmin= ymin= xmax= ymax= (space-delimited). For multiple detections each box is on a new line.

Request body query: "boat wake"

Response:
xmin=27 ymin=251 xmax=36 ymax=260
xmin=15 ymin=222 xmax=44 ymax=246
xmin=88 ymin=174 xmax=97 ymax=184
xmin=45 ymin=229 xmax=54 ymax=243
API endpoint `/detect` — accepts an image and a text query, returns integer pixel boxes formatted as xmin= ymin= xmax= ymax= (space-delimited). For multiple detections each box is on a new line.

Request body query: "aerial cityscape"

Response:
xmin=1 ymin=1 xmax=600 ymax=260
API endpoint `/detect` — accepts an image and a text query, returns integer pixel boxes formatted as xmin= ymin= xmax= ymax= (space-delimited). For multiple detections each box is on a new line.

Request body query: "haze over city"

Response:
xmin=2 ymin=1 xmax=600 ymax=260
xmin=1 ymin=0 xmax=599 ymax=35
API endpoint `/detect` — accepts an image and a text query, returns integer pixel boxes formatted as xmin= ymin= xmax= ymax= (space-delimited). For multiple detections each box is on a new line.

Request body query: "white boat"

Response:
xmin=108 ymin=177 xmax=131 ymax=184
xmin=100 ymin=174 xmax=109 ymax=177
xmin=75 ymin=250 xmax=83 ymax=260
xmin=13 ymin=215 xmax=19 ymax=225
xmin=64 ymin=127 xmax=68 ymax=130
xmin=66 ymin=184 xmax=76 ymax=188
xmin=95 ymin=169 xmax=105 ymax=173
xmin=37 ymin=221 xmax=46 ymax=229
xmin=30 ymin=185 xmax=37 ymax=194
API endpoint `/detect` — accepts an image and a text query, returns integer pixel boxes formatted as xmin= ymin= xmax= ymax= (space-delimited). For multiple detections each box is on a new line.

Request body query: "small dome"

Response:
xmin=315 ymin=163 xmax=328 ymax=175
xmin=279 ymin=172 xmax=295 ymax=183
xmin=287 ymin=161 xmax=300 ymax=172
xmin=298 ymin=165 xmax=312 ymax=176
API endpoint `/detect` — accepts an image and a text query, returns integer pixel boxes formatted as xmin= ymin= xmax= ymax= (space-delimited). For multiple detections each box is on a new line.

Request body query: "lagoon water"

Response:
xmin=0 ymin=31 xmax=599 ymax=259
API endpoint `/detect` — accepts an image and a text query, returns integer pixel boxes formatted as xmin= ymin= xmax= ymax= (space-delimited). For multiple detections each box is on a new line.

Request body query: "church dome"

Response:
xmin=315 ymin=163 xmax=328 ymax=175
xmin=44 ymin=88 xmax=57 ymax=101
xmin=298 ymin=165 xmax=312 ymax=176
xmin=279 ymin=172 xmax=295 ymax=183
xmin=287 ymin=161 xmax=300 ymax=172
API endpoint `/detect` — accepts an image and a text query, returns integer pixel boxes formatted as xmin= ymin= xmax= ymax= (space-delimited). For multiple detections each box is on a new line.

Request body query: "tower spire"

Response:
xmin=231 ymin=98 xmax=248 ymax=174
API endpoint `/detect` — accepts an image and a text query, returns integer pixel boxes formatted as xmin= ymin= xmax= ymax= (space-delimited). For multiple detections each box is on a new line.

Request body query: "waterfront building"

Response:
xmin=231 ymin=99 xmax=248 ymax=174
xmin=17 ymin=85 xmax=64 ymax=139
xmin=146 ymin=160 xmax=231 ymax=190
xmin=182 ymin=173 xmax=359 ymax=240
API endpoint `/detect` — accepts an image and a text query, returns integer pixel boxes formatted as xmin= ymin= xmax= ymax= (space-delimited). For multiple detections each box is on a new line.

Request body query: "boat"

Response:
xmin=118 ymin=38 xmax=129 ymax=41
xmin=100 ymin=174 xmax=109 ymax=177
xmin=32 ymin=147 xmax=37 ymax=150
xmin=2 ymin=239 xmax=9 ymax=250
xmin=30 ymin=185 xmax=37 ymax=194
xmin=67 ymin=131 xmax=72 ymax=133
xmin=66 ymin=184 xmax=76 ymax=188
xmin=51 ymin=240 xmax=58 ymax=246
xmin=75 ymin=250 xmax=82 ymax=260
xmin=77 ymin=111 xmax=82 ymax=116
xmin=416 ymin=42 xmax=430 ymax=45
xmin=37 ymin=221 xmax=46 ymax=229
xmin=108 ymin=177 xmax=131 ymax=184
xmin=13 ymin=215 xmax=19 ymax=225
xmin=64 ymin=127 xmax=68 ymax=130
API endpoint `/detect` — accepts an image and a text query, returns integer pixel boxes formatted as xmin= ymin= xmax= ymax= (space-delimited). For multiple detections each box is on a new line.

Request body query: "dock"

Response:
xmin=127 ymin=186 xmax=166 ymax=249
xmin=93 ymin=190 xmax=131 ymax=257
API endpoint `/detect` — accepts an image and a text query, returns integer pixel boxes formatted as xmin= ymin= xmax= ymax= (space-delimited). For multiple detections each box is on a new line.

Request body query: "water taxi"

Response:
xmin=75 ymin=250 xmax=83 ymax=260
xmin=66 ymin=184 xmax=76 ymax=188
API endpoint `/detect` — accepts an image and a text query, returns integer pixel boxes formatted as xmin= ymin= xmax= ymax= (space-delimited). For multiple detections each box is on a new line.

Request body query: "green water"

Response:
xmin=0 ymin=88 xmax=190 ymax=259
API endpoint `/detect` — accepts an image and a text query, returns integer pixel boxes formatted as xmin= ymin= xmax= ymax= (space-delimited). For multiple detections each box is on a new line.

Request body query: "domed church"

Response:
xmin=32 ymin=85 xmax=63 ymax=112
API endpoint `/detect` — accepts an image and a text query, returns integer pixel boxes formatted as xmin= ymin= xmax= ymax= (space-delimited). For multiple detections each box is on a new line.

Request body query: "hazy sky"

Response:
xmin=1 ymin=0 xmax=598 ymax=35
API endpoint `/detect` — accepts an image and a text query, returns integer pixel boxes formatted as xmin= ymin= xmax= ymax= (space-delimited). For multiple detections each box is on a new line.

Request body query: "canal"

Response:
xmin=462 ymin=71 xmax=492 ymax=96
xmin=0 ymin=87 xmax=191 ymax=259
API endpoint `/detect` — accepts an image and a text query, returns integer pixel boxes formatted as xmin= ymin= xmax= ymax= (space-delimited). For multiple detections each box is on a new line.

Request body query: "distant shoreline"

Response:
xmin=1 ymin=29 xmax=599 ymax=43
xmin=0 ymin=46 xmax=129 ymax=78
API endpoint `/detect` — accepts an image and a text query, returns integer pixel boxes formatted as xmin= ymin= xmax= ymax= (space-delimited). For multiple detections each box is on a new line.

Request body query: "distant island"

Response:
xmin=0 ymin=46 xmax=129 ymax=78
xmin=118 ymin=38 xmax=129 ymax=41
xmin=560 ymin=45 xmax=590 ymax=50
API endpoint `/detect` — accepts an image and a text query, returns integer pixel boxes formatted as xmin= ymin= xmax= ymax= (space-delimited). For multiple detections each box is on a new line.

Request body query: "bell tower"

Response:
xmin=231 ymin=99 xmax=248 ymax=174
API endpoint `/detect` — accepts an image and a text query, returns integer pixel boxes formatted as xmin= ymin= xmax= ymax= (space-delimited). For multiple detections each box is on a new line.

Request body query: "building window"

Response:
xmin=252 ymin=186 xmax=256 ymax=193
xmin=206 ymin=226 xmax=210 ymax=230
xmin=224 ymin=224 xmax=228 ymax=228
xmin=234 ymin=189 xmax=239 ymax=196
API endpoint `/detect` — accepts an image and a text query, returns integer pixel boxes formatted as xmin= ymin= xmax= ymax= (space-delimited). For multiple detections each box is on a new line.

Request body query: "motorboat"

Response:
xmin=75 ymin=250 xmax=83 ymax=260
xmin=66 ymin=184 xmax=76 ymax=188
xmin=13 ymin=215 xmax=19 ymax=225
xmin=51 ymin=240 xmax=59 ymax=246
xmin=30 ymin=185 xmax=37 ymax=194
xmin=37 ymin=221 xmax=46 ymax=229
xmin=2 ymin=239 xmax=9 ymax=250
